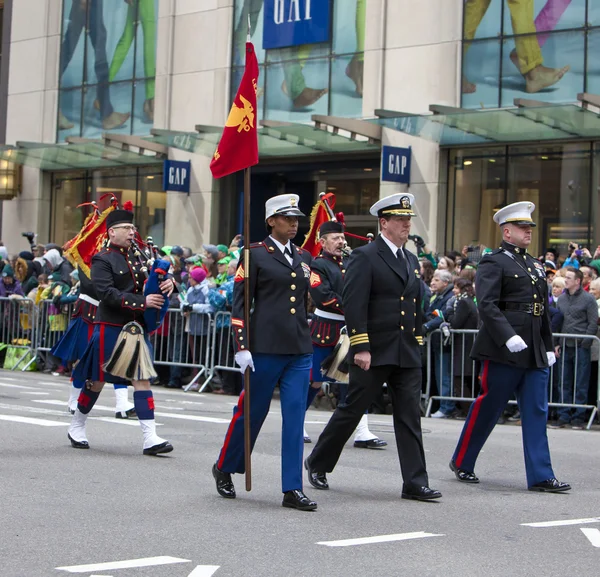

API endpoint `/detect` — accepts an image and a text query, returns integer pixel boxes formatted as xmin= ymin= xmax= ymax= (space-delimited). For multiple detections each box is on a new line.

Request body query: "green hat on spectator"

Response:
xmin=217 ymin=244 xmax=229 ymax=254
xmin=161 ymin=246 xmax=173 ymax=256
xmin=217 ymin=256 xmax=232 ymax=265
xmin=589 ymin=259 xmax=600 ymax=276
xmin=2 ymin=265 xmax=14 ymax=278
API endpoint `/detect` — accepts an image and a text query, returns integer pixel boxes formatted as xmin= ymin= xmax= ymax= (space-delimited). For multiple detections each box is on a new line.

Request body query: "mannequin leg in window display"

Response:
xmin=281 ymin=45 xmax=328 ymax=109
xmin=102 ymin=0 xmax=157 ymax=123
xmin=462 ymin=0 xmax=570 ymax=95
xmin=345 ymin=0 xmax=366 ymax=97
xmin=59 ymin=0 xmax=130 ymax=131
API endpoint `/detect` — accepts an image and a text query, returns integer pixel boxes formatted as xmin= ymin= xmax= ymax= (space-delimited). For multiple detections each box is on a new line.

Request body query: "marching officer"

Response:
xmin=450 ymin=201 xmax=570 ymax=493
xmin=69 ymin=206 xmax=175 ymax=456
xmin=305 ymin=194 xmax=441 ymax=501
xmin=212 ymin=193 xmax=318 ymax=511
xmin=307 ymin=220 xmax=386 ymax=449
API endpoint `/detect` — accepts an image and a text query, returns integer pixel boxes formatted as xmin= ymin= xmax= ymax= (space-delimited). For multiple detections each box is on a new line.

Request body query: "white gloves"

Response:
xmin=546 ymin=351 xmax=557 ymax=367
xmin=506 ymin=335 xmax=528 ymax=353
xmin=235 ymin=350 xmax=255 ymax=373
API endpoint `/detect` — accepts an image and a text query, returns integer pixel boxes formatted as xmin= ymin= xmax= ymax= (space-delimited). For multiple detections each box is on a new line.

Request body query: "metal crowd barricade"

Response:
xmin=200 ymin=311 xmax=241 ymax=393
xmin=425 ymin=329 xmax=600 ymax=430
xmin=0 ymin=296 xmax=37 ymax=370
xmin=148 ymin=308 xmax=213 ymax=391
xmin=29 ymin=299 xmax=74 ymax=371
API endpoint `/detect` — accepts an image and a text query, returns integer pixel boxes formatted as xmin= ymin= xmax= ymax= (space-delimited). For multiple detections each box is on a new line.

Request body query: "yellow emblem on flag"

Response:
xmin=225 ymin=94 xmax=255 ymax=133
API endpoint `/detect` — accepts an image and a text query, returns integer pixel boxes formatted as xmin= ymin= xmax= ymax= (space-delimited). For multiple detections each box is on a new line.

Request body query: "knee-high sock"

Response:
xmin=77 ymin=387 xmax=100 ymax=415
xmin=134 ymin=390 xmax=165 ymax=449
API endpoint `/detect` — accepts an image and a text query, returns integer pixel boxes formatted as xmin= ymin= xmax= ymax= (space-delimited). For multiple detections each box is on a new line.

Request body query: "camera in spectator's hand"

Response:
xmin=21 ymin=231 xmax=36 ymax=247
xmin=182 ymin=303 xmax=193 ymax=313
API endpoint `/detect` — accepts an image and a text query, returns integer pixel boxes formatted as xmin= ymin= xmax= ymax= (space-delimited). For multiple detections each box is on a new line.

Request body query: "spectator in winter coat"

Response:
xmin=43 ymin=249 xmax=74 ymax=287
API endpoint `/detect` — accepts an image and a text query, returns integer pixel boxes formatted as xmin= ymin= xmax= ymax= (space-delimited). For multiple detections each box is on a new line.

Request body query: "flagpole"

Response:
xmin=243 ymin=165 xmax=252 ymax=492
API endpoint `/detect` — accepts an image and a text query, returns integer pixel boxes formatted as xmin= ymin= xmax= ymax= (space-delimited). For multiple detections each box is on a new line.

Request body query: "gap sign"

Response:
xmin=263 ymin=0 xmax=331 ymax=50
xmin=381 ymin=146 xmax=411 ymax=185
xmin=163 ymin=160 xmax=191 ymax=193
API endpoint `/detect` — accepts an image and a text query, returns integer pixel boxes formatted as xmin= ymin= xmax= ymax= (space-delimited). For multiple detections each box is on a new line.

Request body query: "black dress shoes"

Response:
xmin=115 ymin=408 xmax=137 ymax=419
xmin=304 ymin=435 xmax=312 ymax=444
xmin=68 ymin=433 xmax=89 ymax=449
xmin=449 ymin=460 xmax=479 ymax=483
xmin=304 ymin=458 xmax=329 ymax=490
xmin=282 ymin=489 xmax=317 ymax=511
xmin=528 ymin=478 xmax=571 ymax=493
xmin=354 ymin=438 xmax=388 ymax=449
xmin=212 ymin=463 xmax=236 ymax=499
xmin=401 ymin=486 xmax=442 ymax=501
xmin=143 ymin=441 xmax=173 ymax=456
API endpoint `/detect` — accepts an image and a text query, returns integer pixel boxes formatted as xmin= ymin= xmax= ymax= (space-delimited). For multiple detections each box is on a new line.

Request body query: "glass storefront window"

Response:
xmin=50 ymin=165 xmax=164 ymax=246
xmin=462 ymin=0 xmax=599 ymax=109
xmin=58 ymin=0 xmax=158 ymax=142
xmin=447 ymin=144 xmax=593 ymax=259
xmin=231 ymin=0 xmax=364 ymax=121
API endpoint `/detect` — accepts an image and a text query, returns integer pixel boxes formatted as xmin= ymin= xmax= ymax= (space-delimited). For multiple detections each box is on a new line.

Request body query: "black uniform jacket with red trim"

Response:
xmin=231 ymin=237 xmax=313 ymax=355
xmin=343 ymin=234 xmax=424 ymax=368
xmin=309 ymin=251 xmax=347 ymax=347
xmin=72 ymin=267 xmax=98 ymax=323
xmin=91 ymin=244 xmax=148 ymax=328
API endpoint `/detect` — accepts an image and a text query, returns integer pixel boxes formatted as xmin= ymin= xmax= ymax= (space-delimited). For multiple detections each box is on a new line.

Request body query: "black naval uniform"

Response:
xmin=306 ymin=234 xmax=431 ymax=491
xmin=309 ymin=251 xmax=347 ymax=380
xmin=216 ymin=237 xmax=314 ymax=493
xmin=452 ymin=240 xmax=557 ymax=487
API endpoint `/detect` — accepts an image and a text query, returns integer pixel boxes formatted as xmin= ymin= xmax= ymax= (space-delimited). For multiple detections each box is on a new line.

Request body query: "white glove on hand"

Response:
xmin=506 ymin=335 xmax=528 ymax=353
xmin=235 ymin=350 xmax=255 ymax=373
xmin=546 ymin=351 xmax=557 ymax=367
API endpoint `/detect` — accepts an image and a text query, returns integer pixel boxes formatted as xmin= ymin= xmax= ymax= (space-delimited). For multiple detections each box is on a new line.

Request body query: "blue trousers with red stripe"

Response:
xmin=452 ymin=360 xmax=555 ymax=487
xmin=217 ymin=353 xmax=312 ymax=493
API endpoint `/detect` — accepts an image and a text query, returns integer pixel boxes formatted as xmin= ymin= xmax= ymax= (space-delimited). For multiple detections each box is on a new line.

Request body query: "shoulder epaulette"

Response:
xmin=249 ymin=242 xmax=266 ymax=249
xmin=294 ymin=244 xmax=305 ymax=254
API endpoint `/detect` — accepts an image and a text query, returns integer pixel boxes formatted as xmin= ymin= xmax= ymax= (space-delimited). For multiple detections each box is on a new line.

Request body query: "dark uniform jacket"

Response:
xmin=92 ymin=245 xmax=147 ymax=328
xmin=343 ymin=235 xmax=424 ymax=368
xmin=309 ymin=251 xmax=346 ymax=347
xmin=72 ymin=267 xmax=99 ymax=323
xmin=232 ymin=237 xmax=313 ymax=355
xmin=471 ymin=241 xmax=552 ymax=368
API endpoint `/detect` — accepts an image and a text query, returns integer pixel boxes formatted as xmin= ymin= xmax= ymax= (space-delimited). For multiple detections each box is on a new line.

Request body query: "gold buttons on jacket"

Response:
xmin=400 ymin=326 xmax=404 ymax=330
xmin=291 ymin=284 xmax=296 ymax=290
xmin=290 ymin=296 xmax=296 ymax=303
xmin=290 ymin=308 xmax=296 ymax=314
xmin=401 ymin=311 xmax=405 ymax=315
xmin=400 ymin=297 xmax=404 ymax=301
xmin=238 ymin=329 xmax=242 ymax=333
xmin=533 ymin=294 xmax=537 ymax=299
xmin=291 ymin=272 xmax=297 ymax=278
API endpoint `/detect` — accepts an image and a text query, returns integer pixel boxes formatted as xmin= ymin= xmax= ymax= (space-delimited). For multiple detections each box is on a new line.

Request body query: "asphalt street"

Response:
xmin=0 ymin=369 xmax=599 ymax=577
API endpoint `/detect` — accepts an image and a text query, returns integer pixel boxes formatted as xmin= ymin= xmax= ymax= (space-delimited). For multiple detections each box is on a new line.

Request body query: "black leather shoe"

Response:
xmin=528 ymin=478 xmax=571 ymax=493
xmin=304 ymin=436 xmax=312 ymax=444
xmin=449 ymin=460 xmax=479 ymax=483
xmin=282 ymin=489 xmax=317 ymax=511
xmin=354 ymin=438 xmax=388 ymax=449
xmin=143 ymin=441 xmax=173 ymax=456
xmin=115 ymin=408 xmax=137 ymax=419
xmin=401 ymin=486 xmax=442 ymax=501
xmin=212 ymin=463 xmax=236 ymax=499
xmin=68 ymin=433 xmax=89 ymax=449
xmin=304 ymin=458 xmax=329 ymax=490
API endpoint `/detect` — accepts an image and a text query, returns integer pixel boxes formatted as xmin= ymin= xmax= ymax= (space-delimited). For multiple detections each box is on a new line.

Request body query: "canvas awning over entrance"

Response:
xmin=369 ymin=94 xmax=600 ymax=147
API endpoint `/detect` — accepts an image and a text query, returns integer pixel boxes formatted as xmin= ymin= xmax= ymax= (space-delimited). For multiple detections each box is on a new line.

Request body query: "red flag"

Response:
xmin=210 ymin=43 xmax=259 ymax=178
xmin=302 ymin=193 xmax=336 ymax=257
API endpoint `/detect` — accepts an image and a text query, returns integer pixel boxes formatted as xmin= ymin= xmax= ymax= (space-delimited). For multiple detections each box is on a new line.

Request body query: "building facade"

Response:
xmin=0 ymin=0 xmax=598 ymax=259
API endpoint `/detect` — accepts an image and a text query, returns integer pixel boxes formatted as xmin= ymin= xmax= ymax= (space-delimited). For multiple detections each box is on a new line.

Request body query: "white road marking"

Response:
xmin=317 ymin=531 xmax=445 ymax=547
xmin=521 ymin=517 xmax=600 ymax=528
xmin=89 ymin=417 xmax=147 ymax=427
xmin=35 ymin=399 xmax=230 ymax=424
xmin=581 ymin=528 xmax=600 ymax=547
xmin=0 ymin=382 xmax=38 ymax=390
xmin=0 ymin=415 xmax=67 ymax=427
xmin=187 ymin=565 xmax=221 ymax=577
xmin=56 ymin=555 xmax=191 ymax=573
xmin=22 ymin=391 xmax=50 ymax=395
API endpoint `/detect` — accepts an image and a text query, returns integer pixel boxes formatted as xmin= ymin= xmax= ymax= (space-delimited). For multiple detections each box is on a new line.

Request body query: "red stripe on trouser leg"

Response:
xmin=455 ymin=360 xmax=489 ymax=468
xmin=87 ymin=322 xmax=94 ymax=341
xmin=98 ymin=325 xmax=105 ymax=382
xmin=217 ymin=390 xmax=245 ymax=470
xmin=78 ymin=392 xmax=90 ymax=408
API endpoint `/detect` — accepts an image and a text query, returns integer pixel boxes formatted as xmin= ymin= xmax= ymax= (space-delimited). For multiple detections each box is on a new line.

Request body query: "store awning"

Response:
xmin=149 ymin=116 xmax=380 ymax=159
xmin=0 ymin=134 xmax=167 ymax=171
xmin=370 ymin=94 xmax=600 ymax=146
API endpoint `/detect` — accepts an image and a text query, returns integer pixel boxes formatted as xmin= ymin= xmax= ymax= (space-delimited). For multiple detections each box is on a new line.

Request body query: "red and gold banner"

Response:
xmin=302 ymin=193 xmax=336 ymax=257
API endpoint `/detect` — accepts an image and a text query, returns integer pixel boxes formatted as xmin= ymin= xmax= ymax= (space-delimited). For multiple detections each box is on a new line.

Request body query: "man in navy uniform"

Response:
xmin=307 ymin=220 xmax=386 ymax=448
xmin=450 ymin=201 xmax=570 ymax=493
xmin=305 ymin=194 xmax=441 ymax=501
xmin=212 ymin=194 xmax=318 ymax=511
xmin=69 ymin=207 xmax=175 ymax=456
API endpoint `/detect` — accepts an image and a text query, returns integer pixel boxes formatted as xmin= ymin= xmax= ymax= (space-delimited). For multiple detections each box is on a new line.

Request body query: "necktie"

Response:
xmin=396 ymin=248 xmax=404 ymax=260
xmin=284 ymin=247 xmax=293 ymax=258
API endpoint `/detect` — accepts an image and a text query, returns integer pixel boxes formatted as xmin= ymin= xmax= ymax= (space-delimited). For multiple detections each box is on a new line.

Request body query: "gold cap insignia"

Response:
xmin=290 ymin=197 xmax=297 ymax=207
xmin=400 ymin=196 xmax=411 ymax=209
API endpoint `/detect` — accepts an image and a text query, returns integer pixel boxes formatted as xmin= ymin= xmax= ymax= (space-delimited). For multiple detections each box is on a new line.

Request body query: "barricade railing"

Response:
xmin=425 ymin=329 xmax=600 ymax=430
xmin=148 ymin=307 xmax=213 ymax=391
xmin=199 ymin=311 xmax=241 ymax=393
xmin=0 ymin=296 xmax=37 ymax=370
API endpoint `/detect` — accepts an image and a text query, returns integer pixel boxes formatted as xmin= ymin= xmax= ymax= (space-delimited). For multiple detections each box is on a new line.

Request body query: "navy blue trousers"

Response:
xmin=217 ymin=353 xmax=312 ymax=493
xmin=452 ymin=360 xmax=554 ymax=487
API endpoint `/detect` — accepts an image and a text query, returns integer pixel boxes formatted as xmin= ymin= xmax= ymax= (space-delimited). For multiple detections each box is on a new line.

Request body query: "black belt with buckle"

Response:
xmin=500 ymin=302 xmax=544 ymax=316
